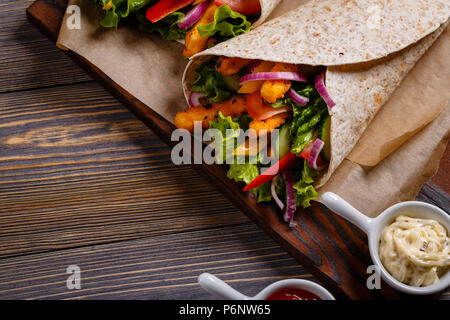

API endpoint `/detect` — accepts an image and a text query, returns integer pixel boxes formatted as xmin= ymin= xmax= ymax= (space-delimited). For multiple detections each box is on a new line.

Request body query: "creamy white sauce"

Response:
xmin=379 ymin=215 xmax=450 ymax=287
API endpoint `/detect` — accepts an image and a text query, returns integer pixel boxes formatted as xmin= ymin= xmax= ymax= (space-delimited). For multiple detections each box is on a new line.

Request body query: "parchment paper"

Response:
xmin=318 ymin=102 xmax=449 ymax=217
xmin=58 ymin=0 xmax=187 ymax=122
xmin=347 ymin=26 xmax=450 ymax=167
xmin=57 ymin=0 xmax=301 ymax=122
xmin=57 ymin=0 xmax=449 ymax=217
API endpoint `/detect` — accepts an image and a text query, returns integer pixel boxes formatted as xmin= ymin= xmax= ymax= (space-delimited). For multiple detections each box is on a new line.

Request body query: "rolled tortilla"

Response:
xmin=175 ymin=0 xmax=284 ymax=45
xmin=254 ymin=0 xmax=284 ymax=28
xmin=182 ymin=0 xmax=450 ymax=187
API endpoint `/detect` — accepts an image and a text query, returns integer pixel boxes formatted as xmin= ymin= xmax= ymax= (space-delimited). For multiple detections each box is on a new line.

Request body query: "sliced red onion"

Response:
xmin=282 ymin=171 xmax=297 ymax=228
xmin=307 ymin=138 xmax=327 ymax=170
xmin=271 ymin=176 xmax=284 ymax=210
xmin=247 ymin=60 xmax=262 ymax=73
xmin=315 ymin=70 xmax=336 ymax=108
xmin=239 ymin=72 xmax=308 ymax=86
xmin=177 ymin=1 xmax=209 ymax=31
xmin=188 ymin=91 xmax=205 ymax=107
xmin=287 ymin=88 xmax=309 ymax=106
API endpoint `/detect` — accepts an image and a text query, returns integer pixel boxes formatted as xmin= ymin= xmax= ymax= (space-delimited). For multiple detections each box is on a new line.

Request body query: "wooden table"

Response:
xmin=0 ymin=0 xmax=448 ymax=300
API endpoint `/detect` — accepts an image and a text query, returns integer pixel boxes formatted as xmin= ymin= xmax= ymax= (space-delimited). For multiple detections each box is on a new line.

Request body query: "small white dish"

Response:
xmin=321 ymin=192 xmax=450 ymax=295
xmin=198 ymin=273 xmax=335 ymax=300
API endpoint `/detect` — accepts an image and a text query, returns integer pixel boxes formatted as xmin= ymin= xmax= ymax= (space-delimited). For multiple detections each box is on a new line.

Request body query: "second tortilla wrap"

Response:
xmin=254 ymin=0 xmax=284 ymax=28
xmin=182 ymin=0 xmax=450 ymax=188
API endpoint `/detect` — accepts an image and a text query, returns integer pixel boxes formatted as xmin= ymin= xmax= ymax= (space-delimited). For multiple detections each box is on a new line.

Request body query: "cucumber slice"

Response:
xmin=223 ymin=74 xmax=241 ymax=92
xmin=274 ymin=124 xmax=291 ymax=160
xmin=319 ymin=115 xmax=331 ymax=161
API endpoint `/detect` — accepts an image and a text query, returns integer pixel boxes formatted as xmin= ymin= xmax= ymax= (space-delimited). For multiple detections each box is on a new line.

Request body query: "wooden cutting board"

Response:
xmin=26 ymin=0 xmax=449 ymax=299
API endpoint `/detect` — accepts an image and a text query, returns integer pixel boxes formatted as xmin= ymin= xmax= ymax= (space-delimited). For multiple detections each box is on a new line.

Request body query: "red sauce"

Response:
xmin=265 ymin=288 xmax=321 ymax=300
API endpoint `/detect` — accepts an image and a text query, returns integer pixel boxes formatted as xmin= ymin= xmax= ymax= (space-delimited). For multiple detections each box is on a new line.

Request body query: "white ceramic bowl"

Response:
xmin=198 ymin=273 xmax=334 ymax=300
xmin=321 ymin=192 xmax=450 ymax=295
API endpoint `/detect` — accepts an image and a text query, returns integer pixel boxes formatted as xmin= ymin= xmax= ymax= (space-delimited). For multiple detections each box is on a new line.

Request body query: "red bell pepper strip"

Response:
xmin=243 ymin=152 xmax=300 ymax=191
xmin=146 ymin=0 xmax=195 ymax=23
xmin=214 ymin=0 xmax=261 ymax=16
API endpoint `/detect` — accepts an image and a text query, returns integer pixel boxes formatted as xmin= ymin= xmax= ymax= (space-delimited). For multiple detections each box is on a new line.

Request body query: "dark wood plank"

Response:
xmin=26 ymin=0 xmax=449 ymax=300
xmin=0 ymin=0 xmax=91 ymax=92
xmin=0 ymin=223 xmax=316 ymax=300
xmin=0 ymin=81 xmax=248 ymax=257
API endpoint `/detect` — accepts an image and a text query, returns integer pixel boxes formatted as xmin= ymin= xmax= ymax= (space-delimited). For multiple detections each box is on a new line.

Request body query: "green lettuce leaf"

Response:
xmin=209 ymin=112 xmax=240 ymax=164
xmin=90 ymin=0 xmax=153 ymax=29
xmin=197 ymin=5 xmax=251 ymax=43
xmin=293 ymin=160 xmax=319 ymax=208
xmin=191 ymin=59 xmax=235 ymax=103
xmin=137 ymin=11 xmax=187 ymax=40
xmin=290 ymin=97 xmax=327 ymax=154
xmin=208 ymin=112 xmax=270 ymax=202
xmin=227 ymin=163 xmax=271 ymax=202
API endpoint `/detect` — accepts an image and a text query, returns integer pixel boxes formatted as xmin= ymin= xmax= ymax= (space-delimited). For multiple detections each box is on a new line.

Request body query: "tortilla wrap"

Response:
xmin=172 ymin=0 xmax=284 ymax=45
xmin=182 ymin=0 xmax=450 ymax=188
xmin=254 ymin=0 xmax=284 ymax=28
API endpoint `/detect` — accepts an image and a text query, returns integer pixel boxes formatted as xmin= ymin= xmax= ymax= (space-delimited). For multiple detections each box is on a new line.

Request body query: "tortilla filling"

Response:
xmin=176 ymin=57 xmax=335 ymax=226
xmin=90 ymin=0 xmax=261 ymax=56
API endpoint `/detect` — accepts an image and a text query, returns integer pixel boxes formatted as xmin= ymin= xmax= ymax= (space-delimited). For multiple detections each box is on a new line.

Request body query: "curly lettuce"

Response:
xmin=197 ymin=5 xmax=252 ymax=43
xmin=269 ymin=161 xmax=319 ymax=209
xmin=293 ymin=160 xmax=319 ymax=208
xmin=209 ymin=112 xmax=241 ymax=164
xmin=191 ymin=59 xmax=235 ymax=104
xmin=227 ymin=163 xmax=272 ymax=202
xmin=208 ymin=112 xmax=270 ymax=202
xmin=206 ymin=82 xmax=327 ymax=208
xmin=90 ymin=0 xmax=154 ymax=28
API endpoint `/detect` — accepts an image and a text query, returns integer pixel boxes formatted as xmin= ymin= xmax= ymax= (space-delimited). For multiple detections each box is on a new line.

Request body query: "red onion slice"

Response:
xmin=240 ymin=72 xmax=307 ymax=86
xmin=177 ymin=1 xmax=209 ymax=31
xmin=271 ymin=176 xmax=284 ymax=210
xmin=287 ymin=88 xmax=309 ymax=106
xmin=247 ymin=60 xmax=262 ymax=74
xmin=315 ymin=70 xmax=336 ymax=108
xmin=188 ymin=91 xmax=205 ymax=107
xmin=307 ymin=138 xmax=327 ymax=170
xmin=282 ymin=171 xmax=297 ymax=228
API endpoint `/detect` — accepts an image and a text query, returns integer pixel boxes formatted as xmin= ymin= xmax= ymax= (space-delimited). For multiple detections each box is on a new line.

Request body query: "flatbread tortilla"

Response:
xmin=182 ymin=0 xmax=450 ymax=187
xmin=175 ymin=0 xmax=284 ymax=45
xmin=255 ymin=0 xmax=284 ymax=28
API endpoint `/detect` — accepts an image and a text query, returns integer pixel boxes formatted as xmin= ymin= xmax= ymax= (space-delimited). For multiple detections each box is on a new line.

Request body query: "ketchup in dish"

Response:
xmin=265 ymin=288 xmax=321 ymax=300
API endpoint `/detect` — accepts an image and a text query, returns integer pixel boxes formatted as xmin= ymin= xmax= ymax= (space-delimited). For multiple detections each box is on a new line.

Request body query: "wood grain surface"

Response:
xmin=0 ymin=0 xmax=447 ymax=300
xmin=0 ymin=223 xmax=316 ymax=300
xmin=0 ymin=0 xmax=321 ymax=300
xmin=0 ymin=83 xmax=250 ymax=257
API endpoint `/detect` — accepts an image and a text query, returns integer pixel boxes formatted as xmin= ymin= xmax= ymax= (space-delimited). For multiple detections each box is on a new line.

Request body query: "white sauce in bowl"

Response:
xmin=379 ymin=215 xmax=450 ymax=287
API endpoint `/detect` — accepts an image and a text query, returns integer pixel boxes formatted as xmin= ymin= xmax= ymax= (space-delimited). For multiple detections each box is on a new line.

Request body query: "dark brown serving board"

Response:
xmin=26 ymin=0 xmax=449 ymax=300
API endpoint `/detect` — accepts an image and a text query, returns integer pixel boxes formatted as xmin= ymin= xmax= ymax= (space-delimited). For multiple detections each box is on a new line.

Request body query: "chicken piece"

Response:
xmin=174 ymin=105 xmax=217 ymax=132
xmin=214 ymin=95 xmax=248 ymax=119
xmin=238 ymin=60 xmax=275 ymax=94
xmin=260 ymin=63 xmax=298 ymax=103
xmin=174 ymin=96 xmax=248 ymax=132
xmin=249 ymin=112 xmax=290 ymax=135
xmin=215 ymin=57 xmax=252 ymax=76
xmin=183 ymin=3 xmax=218 ymax=57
